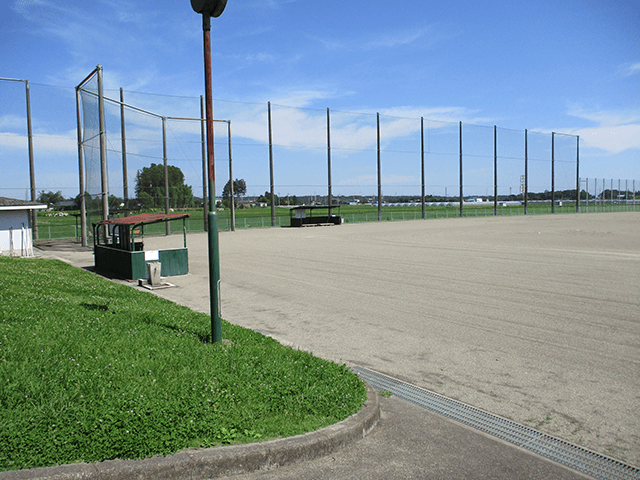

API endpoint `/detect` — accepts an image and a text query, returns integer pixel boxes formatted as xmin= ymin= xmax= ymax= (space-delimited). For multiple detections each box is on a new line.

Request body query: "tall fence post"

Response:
xmin=163 ymin=117 xmax=170 ymax=235
xmin=421 ymin=117 xmax=425 ymax=219
xmin=25 ymin=80 xmax=38 ymax=239
xmin=75 ymin=87 xmax=88 ymax=247
xmin=551 ymin=132 xmax=555 ymax=214
xmin=327 ymin=108 xmax=332 ymax=211
xmin=377 ymin=112 xmax=382 ymax=221
xmin=493 ymin=125 xmax=497 ymax=216
xmin=585 ymin=177 xmax=589 ymax=212
xmin=120 ymin=88 xmax=128 ymax=208
xmin=97 ymin=65 xmax=109 ymax=221
xmin=618 ymin=179 xmax=621 ymax=207
xmin=611 ymin=179 xmax=614 ymax=210
xmin=524 ymin=129 xmax=528 ymax=215
xmin=576 ymin=135 xmax=580 ymax=212
xmin=268 ymin=102 xmax=275 ymax=226
xmin=459 ymin=121 xmax=463 ymax=217
xmin=228 ymin=120 xmax=235 ymax=231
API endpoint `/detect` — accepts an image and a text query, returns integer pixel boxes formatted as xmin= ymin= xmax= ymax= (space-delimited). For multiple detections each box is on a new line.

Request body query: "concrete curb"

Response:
xmin=1 ymin=383 xmax=379 ymax=480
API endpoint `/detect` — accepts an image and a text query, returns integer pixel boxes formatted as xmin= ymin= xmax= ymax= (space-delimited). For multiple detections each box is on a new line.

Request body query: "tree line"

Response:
xmin=35 ymin=165 xmax=639 ymax=211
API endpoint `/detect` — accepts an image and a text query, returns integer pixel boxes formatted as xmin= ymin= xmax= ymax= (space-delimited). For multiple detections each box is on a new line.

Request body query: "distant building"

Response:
xmin=0 ymin=197 xmax=47 ymax=257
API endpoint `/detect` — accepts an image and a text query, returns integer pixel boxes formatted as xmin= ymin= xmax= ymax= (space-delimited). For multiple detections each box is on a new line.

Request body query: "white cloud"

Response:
xmin=565 ymin=106 xmax=640 ymax=154
xmin=313 ymin=23 xmax=455 ymax=52
xmin=0 ymin=131 xmax=76 ymax=154
xmin=567 ymin=106 xmax=640 ymax=127
xmin=270 ymin=90 xmax=335 ymax=108
xmin=370 ymin=29 xmax=428 ymax=48
xmin=214 ymin=97 xmax=492 ymax=154
xmin=10 ymin=0 xmax=51 ymax=17
xmin=572 ymin=124 xmax=640 ymax=154
xmin=616 ymin=62 xmax=640 ymax=78
xmin=0 ymin=114 xmax=27 ymax=131
xmin=378 ymin=106 xmax=486 ymax=125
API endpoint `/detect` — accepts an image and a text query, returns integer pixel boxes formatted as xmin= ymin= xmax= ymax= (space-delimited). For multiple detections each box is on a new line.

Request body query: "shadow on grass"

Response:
xmin=79 ymin=298 xmax=213 ymax=344
xmin=157 ymin=321 xmax=212 ymax=344
xmin=80 ymin=303 xmax=110 ymax=312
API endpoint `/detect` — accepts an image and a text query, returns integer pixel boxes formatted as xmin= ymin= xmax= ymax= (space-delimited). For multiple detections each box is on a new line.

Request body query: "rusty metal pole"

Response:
xmin=201 ymin=95 xmax=208 ymax=231
xmin=203 ymin=13 xmax=222 ymax=343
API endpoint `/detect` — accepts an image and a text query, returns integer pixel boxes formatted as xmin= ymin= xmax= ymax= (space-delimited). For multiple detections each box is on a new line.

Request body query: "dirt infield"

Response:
xmin=141 ymin=212 xmax=639 ymax=466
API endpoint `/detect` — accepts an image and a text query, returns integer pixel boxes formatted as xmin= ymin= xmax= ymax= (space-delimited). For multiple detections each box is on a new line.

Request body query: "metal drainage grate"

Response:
xmin=351 ymin=365 xmax=639 ymax=480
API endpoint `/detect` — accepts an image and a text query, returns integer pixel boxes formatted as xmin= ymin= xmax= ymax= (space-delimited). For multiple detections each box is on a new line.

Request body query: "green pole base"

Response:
xmin=208 ymin=211 xmax=222 ymax=343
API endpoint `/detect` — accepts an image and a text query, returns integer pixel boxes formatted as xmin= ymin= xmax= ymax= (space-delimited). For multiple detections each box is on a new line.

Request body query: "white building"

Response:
xmin=0 ymin=197 xmax=47 ymax=257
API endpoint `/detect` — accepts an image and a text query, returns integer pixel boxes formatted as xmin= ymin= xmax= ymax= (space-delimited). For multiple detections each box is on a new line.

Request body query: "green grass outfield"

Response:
xmin=0 ymin=257 xmax=366 ymax=472
xmin=36 ymin=201 xmax=640 ymax=240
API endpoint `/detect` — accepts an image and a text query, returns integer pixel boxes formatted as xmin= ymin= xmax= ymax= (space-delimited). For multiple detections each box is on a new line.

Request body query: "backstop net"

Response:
xmin=76 ymin=66 xmax=229 ymax=239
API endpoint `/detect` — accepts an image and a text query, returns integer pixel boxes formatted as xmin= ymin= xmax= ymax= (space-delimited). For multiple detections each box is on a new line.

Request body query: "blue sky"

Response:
xmin=1 ymin=0 xmax=639 ymax=200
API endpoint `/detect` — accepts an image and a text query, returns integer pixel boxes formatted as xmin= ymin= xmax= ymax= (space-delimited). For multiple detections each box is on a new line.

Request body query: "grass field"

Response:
xmin=35 ymin=201 xmax=640 ymax=240
xmin=0 ymin=257 xmax=367 ymax=472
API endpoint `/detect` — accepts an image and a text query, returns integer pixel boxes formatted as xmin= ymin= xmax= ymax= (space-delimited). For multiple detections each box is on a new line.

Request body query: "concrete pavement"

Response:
xmin=146 ymin=212 xmax=639 ymax=468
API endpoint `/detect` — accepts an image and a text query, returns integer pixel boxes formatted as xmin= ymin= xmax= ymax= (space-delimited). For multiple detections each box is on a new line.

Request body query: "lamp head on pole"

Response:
xmin=191 ymin=0 xmax=227 ymax=17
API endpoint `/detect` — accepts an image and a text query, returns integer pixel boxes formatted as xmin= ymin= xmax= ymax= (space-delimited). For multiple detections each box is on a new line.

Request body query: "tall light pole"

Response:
xmin=192 ymin=0 xmax=228 ymax=343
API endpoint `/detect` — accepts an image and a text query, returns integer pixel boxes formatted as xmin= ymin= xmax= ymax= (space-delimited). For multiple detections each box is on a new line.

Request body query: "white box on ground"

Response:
xmin=147 ymin=261 xmax=162 ymax=285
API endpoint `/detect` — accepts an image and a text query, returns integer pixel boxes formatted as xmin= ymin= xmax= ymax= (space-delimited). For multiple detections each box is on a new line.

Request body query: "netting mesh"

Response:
xmin=209 ymin=101 xmax=587 ymax=205
xmin=79 ymin=72 xmax=106 ymax=200
xmin=77 ymin=71 xmax=211 ymax=212
xmin=70 ymin=68 xmax=601 ymax=224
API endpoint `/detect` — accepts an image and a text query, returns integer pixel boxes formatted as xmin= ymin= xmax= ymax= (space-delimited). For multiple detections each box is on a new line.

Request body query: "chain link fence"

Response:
xmin=2 ymin=78 xmax=638 ymax=240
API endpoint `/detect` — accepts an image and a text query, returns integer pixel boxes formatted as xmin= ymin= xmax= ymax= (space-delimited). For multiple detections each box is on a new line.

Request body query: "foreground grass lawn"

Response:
xmin=0 ymin=257 xmax=366 ymax=472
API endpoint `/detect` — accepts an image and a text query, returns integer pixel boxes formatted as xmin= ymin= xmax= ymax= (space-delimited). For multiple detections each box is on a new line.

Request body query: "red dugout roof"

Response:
xmin=93 ymin=213 xmax=190 ymax=227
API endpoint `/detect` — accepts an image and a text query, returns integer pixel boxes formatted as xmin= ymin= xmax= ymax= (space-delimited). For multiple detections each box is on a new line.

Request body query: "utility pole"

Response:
xmin=191 ymin=0 xmax=228 ymax=343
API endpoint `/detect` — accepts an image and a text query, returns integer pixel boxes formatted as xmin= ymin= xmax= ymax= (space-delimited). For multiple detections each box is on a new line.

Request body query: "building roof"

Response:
xmin=0 ymin=196 xmax=48 ymax=211
xmin=93 ymin=213 xmax=190 ymax=228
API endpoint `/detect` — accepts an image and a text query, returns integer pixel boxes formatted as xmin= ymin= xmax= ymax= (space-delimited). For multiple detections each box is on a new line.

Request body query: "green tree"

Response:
xmin=137 ymin=191 xmax=154 ymax=209
xmin=222 ymin=178 xmax=247 ymax=208
xmin=135 ymin=163 xmax=193 ymax=208
xmin=257 ymin=190 xmax=279 ymax=206
xmin=37 ymin=190 xmax=65 ymax=206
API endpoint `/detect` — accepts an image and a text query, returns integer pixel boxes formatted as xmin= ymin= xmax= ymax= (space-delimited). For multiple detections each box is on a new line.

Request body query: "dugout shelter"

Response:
xmin=93 ymin=213 xmax=190 ymax=280
xmin=289 ymin=205 xmax=342 ymax=227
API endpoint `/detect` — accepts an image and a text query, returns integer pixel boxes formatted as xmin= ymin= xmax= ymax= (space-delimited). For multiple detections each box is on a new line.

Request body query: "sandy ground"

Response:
xmin=42 ymin=212 xmax=640 ymax=466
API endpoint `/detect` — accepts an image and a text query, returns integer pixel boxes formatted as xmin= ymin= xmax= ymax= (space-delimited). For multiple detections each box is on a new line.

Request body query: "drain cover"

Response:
xmin=351 ymin=365 xmax=639 ymax=480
